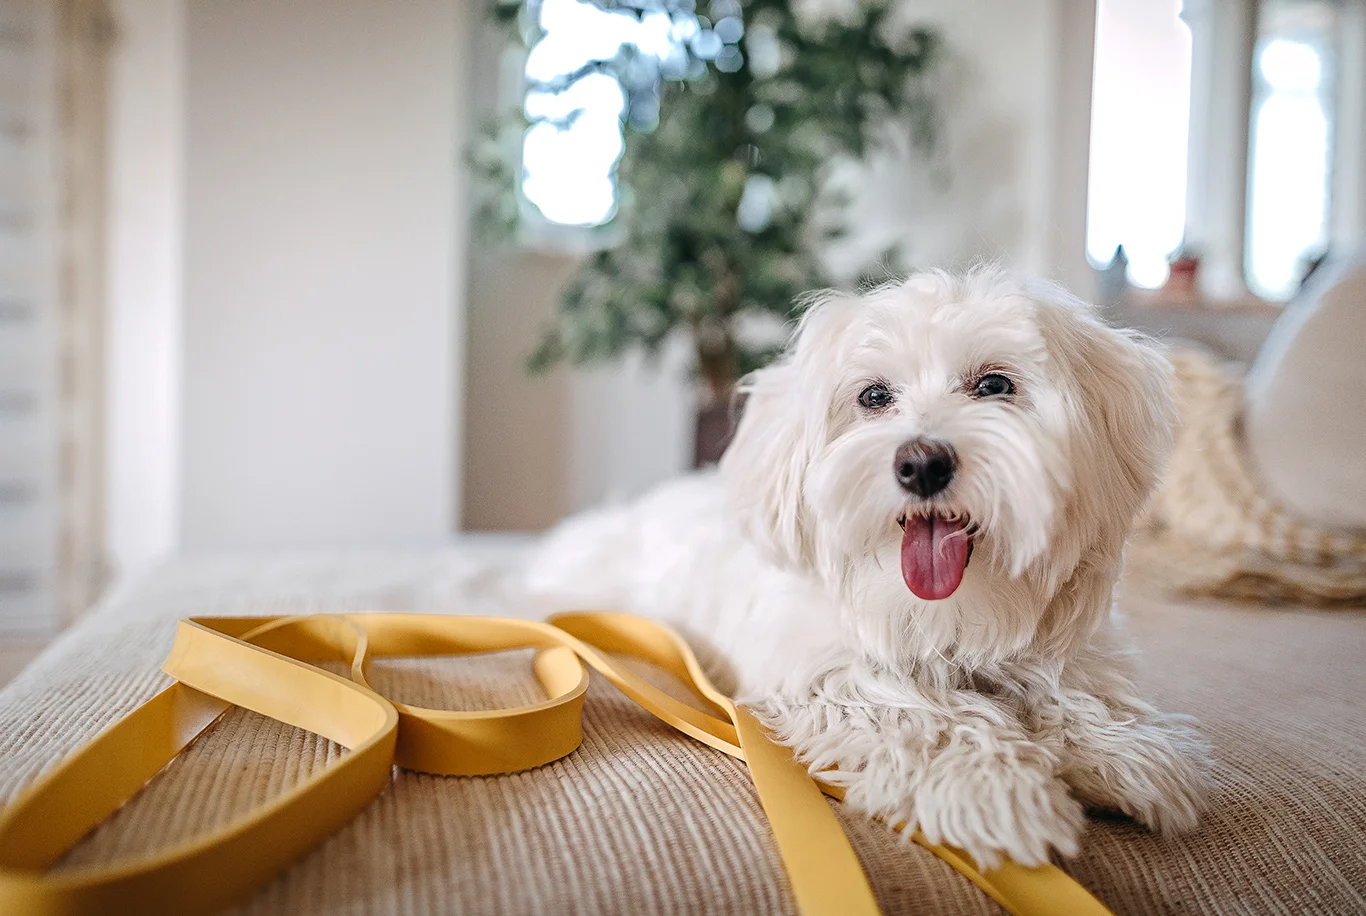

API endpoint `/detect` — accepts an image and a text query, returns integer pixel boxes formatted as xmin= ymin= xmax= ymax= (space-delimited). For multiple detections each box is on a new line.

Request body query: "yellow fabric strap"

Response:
xmin=0 ymin=612 xmax=1115 ymax=916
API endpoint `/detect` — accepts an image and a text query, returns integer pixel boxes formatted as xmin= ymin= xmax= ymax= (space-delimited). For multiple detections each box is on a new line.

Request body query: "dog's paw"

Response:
xmin=837 ymin=735 xmax=1086 ymax=870
xmin=1060 ymin=714 xmax=1213 ymax=834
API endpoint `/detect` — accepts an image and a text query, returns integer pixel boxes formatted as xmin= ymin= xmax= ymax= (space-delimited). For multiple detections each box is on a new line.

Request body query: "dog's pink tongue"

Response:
xmin=901 ymin=514 xmax=969 ymax=601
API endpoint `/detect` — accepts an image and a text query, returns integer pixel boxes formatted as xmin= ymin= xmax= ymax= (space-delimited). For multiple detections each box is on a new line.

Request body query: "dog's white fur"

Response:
xmin=524 ymin=268 xmax=1211 ymax=868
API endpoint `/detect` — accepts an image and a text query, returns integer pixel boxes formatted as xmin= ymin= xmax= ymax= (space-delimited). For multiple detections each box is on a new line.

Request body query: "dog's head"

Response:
xmin=721 ymin=268 xmax=1173 ymax=663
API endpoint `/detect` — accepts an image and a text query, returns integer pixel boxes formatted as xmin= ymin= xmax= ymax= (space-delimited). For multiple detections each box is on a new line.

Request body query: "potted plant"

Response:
xmin=474 ymin=0 xmax=939 ymax=464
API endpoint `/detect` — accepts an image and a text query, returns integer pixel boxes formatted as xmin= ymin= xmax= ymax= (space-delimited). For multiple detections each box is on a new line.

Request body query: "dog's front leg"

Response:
xmin=1021 ymin=651 xmax=1213 ymax=834
xmin=753 ymin=680 xmax=1085 ymax=869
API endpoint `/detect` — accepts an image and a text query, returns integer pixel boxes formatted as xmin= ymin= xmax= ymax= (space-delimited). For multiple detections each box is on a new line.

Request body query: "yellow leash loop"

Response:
xmin=0 ymin=613 xmax=1115 ymax=916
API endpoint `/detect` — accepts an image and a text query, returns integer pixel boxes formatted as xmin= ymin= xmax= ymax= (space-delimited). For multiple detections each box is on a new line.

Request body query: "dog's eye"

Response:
xmin=972 ymin=374 xmax=1015 ymax=399
xmin=857 ymin=383 xmax=894 ymax=411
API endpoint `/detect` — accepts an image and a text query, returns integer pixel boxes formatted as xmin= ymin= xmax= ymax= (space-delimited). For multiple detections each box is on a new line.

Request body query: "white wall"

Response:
xmin=179 ymin=0 xmax=469 ymax=549
xmin=105 ymin=0 xmax=184 ymax=579
xmin=835 ymin=0 xmax=1095 ymax=293
xmin=567 ymin=341 xmax=693 ymax=512
xmin=461 ymin=247 xmax=578 ymax=532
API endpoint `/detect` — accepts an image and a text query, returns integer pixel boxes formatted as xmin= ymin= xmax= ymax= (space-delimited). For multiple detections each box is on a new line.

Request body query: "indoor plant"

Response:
xmin=475 ymin=0 xmax=939 ymax=463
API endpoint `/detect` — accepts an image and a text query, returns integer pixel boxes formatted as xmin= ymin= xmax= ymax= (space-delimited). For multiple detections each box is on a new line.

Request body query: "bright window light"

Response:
xmin=1245 ymin=36 xmax=1332 ymax=300
xmin=1086 ymin=0 xmax=1193 ymax=289
xmin=520 ymin=0 xmax=685 ymax=227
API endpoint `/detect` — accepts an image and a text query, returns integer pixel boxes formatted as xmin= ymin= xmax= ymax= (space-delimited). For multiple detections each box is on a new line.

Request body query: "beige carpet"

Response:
xmin=1 ymin=548 xmax=1363 ymax=915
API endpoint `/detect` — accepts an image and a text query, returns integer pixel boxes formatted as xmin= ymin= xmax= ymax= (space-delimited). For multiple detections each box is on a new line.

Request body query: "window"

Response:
xmin=1087 ymin=0 xmax=1351 ymax=302
xmin=1085 ymin=0 xmax=1193 ymax=289
xmin=1244 ymin=2 xmax=1337 ymax=300
xmin=519 ymin=0 xmax=696 ymax=227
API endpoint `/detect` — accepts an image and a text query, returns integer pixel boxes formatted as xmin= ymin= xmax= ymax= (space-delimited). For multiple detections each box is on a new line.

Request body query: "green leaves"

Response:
xmin=476 ymin=0 xmax=939 ymax=389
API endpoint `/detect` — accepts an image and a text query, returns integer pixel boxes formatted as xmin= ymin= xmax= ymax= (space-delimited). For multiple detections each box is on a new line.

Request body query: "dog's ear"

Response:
xmin=720 ymin=296 xmax=852 ymax=569
xmin=1029 ymin=280 xmax=1175 ymax=557
xmin=720 ymin=358 xmax=816 ymax=569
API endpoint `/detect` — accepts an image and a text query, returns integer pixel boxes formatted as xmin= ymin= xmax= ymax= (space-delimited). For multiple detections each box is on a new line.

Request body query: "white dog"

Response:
xmin=524 ymin=267 xmax=1211 ymax=869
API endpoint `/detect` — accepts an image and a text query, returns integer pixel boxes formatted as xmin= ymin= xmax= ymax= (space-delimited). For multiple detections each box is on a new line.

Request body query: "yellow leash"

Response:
xmin=0 ymin=612 xmax=1114 ymax=916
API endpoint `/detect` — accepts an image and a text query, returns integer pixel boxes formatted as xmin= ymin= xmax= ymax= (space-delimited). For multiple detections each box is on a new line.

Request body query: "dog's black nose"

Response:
xmin=894 ymin=439 xmax=957 ymax=498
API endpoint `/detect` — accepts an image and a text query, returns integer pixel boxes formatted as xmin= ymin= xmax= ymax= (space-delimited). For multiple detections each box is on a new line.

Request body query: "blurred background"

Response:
xmin=1 ymin=0 xmax=1363 ymax=668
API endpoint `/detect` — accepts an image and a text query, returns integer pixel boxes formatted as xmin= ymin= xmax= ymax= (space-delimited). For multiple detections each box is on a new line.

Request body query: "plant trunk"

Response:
xmin=694 ymin=330 xmax=739 ymax=467
xmin=694 ymin=395 xmax=734 ymax=467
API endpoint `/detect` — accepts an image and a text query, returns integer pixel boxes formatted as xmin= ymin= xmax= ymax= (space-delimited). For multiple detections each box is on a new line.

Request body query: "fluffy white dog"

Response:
xmin=525 ymin=267 xmax=1211 ymax=869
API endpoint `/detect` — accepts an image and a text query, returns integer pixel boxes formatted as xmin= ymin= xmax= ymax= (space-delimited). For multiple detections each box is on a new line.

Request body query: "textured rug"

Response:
xmin=1 ymin=547 xmax=1364 ymax=914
